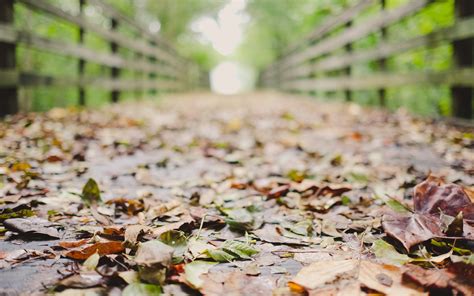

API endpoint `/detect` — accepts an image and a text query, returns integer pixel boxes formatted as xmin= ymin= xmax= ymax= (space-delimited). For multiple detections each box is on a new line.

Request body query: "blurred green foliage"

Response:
xmin=239 ymin=0 xmax=460 ymax=117
xmin=11 ymin=0 xmax=466 ymax=117
xmin=14 ymin=0 xmax=222 ymax=111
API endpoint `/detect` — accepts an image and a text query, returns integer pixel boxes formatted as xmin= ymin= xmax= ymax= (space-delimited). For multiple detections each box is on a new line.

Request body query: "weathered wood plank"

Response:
xmin=282 ymin=0 xmax=431 ymax=70
xmin=283 ymin=68 xmax=474 ymax=91
xmin=0 ymin=70 xmax=182 ymax=91
xmin=283 ymin=16 xmax=474 ymax=79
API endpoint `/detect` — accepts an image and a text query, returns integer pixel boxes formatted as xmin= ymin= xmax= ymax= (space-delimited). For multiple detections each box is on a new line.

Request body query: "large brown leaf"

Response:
xmin=414 ymin=176 xmax=474 ymax=219
xmin=383 ymin=176 xmax=474 ymax=250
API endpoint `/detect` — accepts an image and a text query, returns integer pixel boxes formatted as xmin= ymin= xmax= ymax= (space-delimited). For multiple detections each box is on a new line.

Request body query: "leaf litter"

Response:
xmin=0 ymin=93 xmax=473 ymax=295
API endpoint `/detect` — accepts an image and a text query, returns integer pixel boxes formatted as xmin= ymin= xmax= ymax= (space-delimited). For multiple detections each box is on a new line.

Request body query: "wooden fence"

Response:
xmin=0 ymin=0 xmax=207 ymax=116
xmin=261 ymin=0 xmax=474 ymax=119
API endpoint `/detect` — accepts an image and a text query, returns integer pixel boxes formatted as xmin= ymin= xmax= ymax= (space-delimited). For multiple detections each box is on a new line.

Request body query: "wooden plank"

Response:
xmin=283 ymin=16 xmax=474 ymax=79
xmin=0 ymin=70 xmax=182 ymax=91
xmin=451 ymin=0 xmax=473 ymax=119
xmin=0 ymin=24 xmax=179 ymax=78
xmin=284 ymin=0 xmax=375 ymax=56
xmin=17 ymin=0 xmax=180 ymax=72
xmin=283 ymin=68 xmax=474 ymax=91
xmin=0 ymin=0 xmax=18 ymax=116
xmin=282 ymin=0 xmax=431 ymax=70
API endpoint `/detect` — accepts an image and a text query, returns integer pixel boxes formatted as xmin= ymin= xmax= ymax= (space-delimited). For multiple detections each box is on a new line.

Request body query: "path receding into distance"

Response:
xmin=1 ymin=92 xmax=473 ymax=295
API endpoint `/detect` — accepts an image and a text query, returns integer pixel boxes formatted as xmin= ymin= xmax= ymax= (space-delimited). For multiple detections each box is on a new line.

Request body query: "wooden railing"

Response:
xmin=261 ymin=0 xmax=474 ymax=119
xmin=0 ymin=0 xmax=207 ymax=116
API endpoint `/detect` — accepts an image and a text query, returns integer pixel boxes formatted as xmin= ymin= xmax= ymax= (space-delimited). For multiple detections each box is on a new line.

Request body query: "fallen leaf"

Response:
xmin=289 ymin=259 xmax=424 ymax=295
xmin=414 ymin=176 xmax=474 ymax=219
xmin=372 ymin=239 xmax=412 ymax=266
xmin=82 ymin=252 xmax=100 ymax=271
xmin=183 ymin=260 xmax=217 ymax=289
xmin=403 ymin=263 xmax=474 ymax=295
xmin=59 ymin=239 xmax=90 ymax=249
xmin=57 ymin=272 xmax=104 ymax=289
xmin=152 ymin=215 xmax=194 ymax=237
xmin=124 ymin=225 xmax=152 ymax=244
xmin=383 ymin=176 xmax=474 ymax=250
xmin=200 ymin=271 xmax=275 ymax=296
xmin=3 ymin=217 xmax=60 ymax=240
xmin=81 ymin=178 xmax=101 ymax=206
xmin=133 ymin=240 xmax=174 ymax=266
xmin=65 ymin=241 xmax=124 ymax=260
xmin=122 ymin=283 xmax=162 ymax=296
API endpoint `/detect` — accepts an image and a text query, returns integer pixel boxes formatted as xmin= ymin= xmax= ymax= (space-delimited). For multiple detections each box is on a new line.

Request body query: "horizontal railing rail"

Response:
xmin=261 ymin=0 xmax=474 ymax=119
xmin=0 ymin=0 xmax=208 ymax=116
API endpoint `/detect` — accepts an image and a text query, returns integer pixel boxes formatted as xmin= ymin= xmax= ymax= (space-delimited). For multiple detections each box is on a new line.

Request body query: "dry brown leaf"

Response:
xmin=59 ymin=239 xmax=90 ymax=249
xmin=124 ymin=225 xmax=153 ymax=244
xmin=383 ymin=176 xmax=474 ymax=250
xmin=403 ymin=263 xmax=474 ymax=296
xmin=64 ymin=241 xmax=124 ymax=260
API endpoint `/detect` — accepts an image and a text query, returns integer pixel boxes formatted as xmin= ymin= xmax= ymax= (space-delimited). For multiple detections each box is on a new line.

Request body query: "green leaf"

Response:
xmin=431 ymin=239 xmax=471 ymax=255
xmin=382 ymin=196 xmax=412 ymax=214
xmin=81 ymin=178 xmax=101 ymax=206
xmin=205 ymin=249 xmax=235 ymax=262
xmin=159 ymin=230 xmax=187 ymax=264
xmin=372 ymin=239 xmax=412 ymax=266
xmin=222 ymin=240 xmax=259 ymax=259
xmin=341 ymin=195 xmax=351 ymax=206
xmin=223 ymin=208 xmax=255 ymax=231
xmin=287 ymin=169 xmax=306 ymax=182
xmin=0 ymin=208 xmax=34 ymax=222
xmin=184 ymin=260 xmax=217 ymax=289
xmin=288 ymin=220 xmax=313 ymax=236
xmin=122 ymin=283 xmax=161 ymax=296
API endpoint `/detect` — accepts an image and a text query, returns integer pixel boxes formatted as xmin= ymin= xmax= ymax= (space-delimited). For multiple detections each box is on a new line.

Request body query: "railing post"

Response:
xmin=148 ymin=41 xmax=157 ymax=96
xmin=0 ymin=0 xmax=18 ymax=116
xmin=110 ymin=17 xmax=120 ymax=103
xmin=134 ymin=32 xmax=143 ymax=100
xmin=378 ymin=0 xmax=387 ymax=106
xmin=344 ymin=21 xmax=352 ymax=102
xmin=78 ymin=0 xmax=86 ymax=105
xmin=451 ymin=0 xmax=473 ymax=119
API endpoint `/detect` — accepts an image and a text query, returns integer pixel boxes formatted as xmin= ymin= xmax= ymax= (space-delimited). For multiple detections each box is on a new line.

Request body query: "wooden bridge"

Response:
xmin=0 ymin=0 xmax=473 ymax=119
